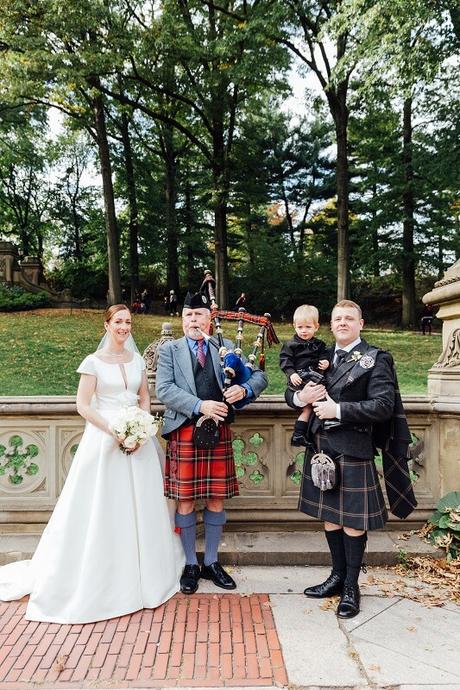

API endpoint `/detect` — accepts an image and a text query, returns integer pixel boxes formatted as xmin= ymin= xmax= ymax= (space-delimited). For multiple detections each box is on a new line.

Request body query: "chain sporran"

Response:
xmin=310 ymin=451 xmax=339 ymax=491
xmin=193 ymin=415 xmax=220 ymax=449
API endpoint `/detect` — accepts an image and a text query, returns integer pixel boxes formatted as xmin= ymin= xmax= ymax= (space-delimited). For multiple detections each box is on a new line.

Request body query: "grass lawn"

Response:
xmin=0 ymin=309 xmax=442 ymax=396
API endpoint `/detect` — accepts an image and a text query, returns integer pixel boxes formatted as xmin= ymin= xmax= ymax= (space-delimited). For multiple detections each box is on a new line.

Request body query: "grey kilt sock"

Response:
xmin=203 ymin=508 xmax=226 ymax=566
xmin=175 ymin=511 xmax=198 ymax=566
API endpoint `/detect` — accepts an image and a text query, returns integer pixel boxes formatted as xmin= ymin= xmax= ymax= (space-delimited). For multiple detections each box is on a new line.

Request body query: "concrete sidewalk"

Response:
xmin=0 ymin=565 xmax=459 ymax=690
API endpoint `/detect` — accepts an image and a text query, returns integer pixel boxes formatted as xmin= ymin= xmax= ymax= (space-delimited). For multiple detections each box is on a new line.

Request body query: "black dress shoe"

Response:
xmin=337 ymin=583 xmax=360 ymax=618
xmin=200 ymin=562 xmax=236 ymax=590
xmin=180 ymin=564 xmax=200 ymax=595
xmin=290 ymin=431 xmax=308 ymax=447
xmin=303 ymin=572 xmax=344 ymax=598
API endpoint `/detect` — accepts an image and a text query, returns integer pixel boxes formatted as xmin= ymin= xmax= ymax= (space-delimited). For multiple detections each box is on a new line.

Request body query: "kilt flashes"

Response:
xmin=299 ymin=433 xmax=388 ymax=531
xmin=164 ymin=423 xmax=239 ymax=501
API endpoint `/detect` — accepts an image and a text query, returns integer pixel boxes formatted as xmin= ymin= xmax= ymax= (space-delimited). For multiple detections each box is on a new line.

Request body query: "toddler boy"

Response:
xmin=279 ymin=305 xmax=329 ymax=446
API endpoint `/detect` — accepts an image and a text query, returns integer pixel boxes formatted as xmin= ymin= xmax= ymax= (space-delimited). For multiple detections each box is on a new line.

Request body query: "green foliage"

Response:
xmin=0 ymin=435 xmax=40 ymax=485
xmin=0 ymin=283 xmax=50 ymax=311
xmin=427 ymin=492 xmax=460 ymax=561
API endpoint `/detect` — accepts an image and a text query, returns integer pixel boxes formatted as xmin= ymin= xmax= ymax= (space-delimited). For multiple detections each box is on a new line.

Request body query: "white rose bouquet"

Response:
xmin=109 ymin=407 xmax=161 ymax=455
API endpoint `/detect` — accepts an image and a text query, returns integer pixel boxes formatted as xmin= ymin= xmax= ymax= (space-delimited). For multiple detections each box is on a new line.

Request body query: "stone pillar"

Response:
xmin=0 ymin=241 xmax=20 ymax=284
xmin=423 ymin=260 xmax=460 ymax=495
xmin=20 ymin=257 xmax=43 ymax=286
xmin=423 ymin=259 xmax=460 ymax=396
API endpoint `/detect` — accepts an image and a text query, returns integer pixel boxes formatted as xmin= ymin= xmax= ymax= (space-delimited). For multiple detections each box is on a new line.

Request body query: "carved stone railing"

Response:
xmin=0 ymin=395 xmax=448 ymax=530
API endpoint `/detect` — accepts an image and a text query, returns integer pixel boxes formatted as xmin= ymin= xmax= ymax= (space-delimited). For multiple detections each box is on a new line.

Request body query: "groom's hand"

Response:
xmin=312 ymin=393 xmax=337 ymax=420
xmin=200 ymin=400 xmax=228 ymax=421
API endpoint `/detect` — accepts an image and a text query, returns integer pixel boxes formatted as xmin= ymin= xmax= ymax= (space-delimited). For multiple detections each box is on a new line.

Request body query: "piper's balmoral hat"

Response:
xmin=183 ymin=291 xmax=211 ymax=310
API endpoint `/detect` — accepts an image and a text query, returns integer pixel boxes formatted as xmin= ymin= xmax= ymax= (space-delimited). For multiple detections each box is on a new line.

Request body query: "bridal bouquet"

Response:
xmin=109 ymin=407 xmax=161 ymax=455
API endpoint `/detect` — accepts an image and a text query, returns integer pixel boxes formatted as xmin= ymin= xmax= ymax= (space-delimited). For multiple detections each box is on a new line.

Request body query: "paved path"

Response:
xmin=0 ymin=566 xmax=459 ymax=689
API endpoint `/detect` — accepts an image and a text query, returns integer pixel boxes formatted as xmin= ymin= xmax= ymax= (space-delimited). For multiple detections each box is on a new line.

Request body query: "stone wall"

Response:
xmin=0 ymin=395 xmax=444 ymax=530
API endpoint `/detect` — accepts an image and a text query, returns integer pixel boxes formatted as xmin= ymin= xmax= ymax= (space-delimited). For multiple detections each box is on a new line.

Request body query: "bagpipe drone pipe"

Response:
xmin=199 ymin=270 xmax=279 ymax=409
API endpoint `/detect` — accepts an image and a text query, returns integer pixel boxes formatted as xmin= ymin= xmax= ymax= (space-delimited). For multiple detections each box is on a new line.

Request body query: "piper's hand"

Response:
xmin=200 ymin=400 xmax=228 ymax=422
xmin=318 ymin=359 xmax=330 ymax=371
xmin=297 ymin=381 xmax=326 ymax=405
xmin=312 ymin=393 xmax=337 ymax=420
xmin=223 ymin=385 xmax=246 ymax=405
xmin=290 ymin=372 xmax=303 ymax=386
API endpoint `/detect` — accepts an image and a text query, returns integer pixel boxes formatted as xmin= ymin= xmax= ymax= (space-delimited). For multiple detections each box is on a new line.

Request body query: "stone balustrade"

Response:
xmin=0 ymin=394 xmax=450 ymax=531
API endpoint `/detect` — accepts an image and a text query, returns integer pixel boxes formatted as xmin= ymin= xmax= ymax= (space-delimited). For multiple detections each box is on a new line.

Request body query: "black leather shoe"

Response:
xmin=337 ymin=583 xmax=360 ymax=618
xmin=290 ymin=431 xmax=308 ymax=447
xmin=303 ymin=572 xmax=344 ymax=598
xmin=200 ymin=562 xmax=236 ymax=590
xmin=180 ymin=564 xmax=200 ymax=595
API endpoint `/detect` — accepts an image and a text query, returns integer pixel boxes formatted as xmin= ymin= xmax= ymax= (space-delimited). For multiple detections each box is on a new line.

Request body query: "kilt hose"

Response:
xmin=164 ymin=422 xmax=239 ymax=501
xmin=299 ymin=432 xmax=388 ymax=531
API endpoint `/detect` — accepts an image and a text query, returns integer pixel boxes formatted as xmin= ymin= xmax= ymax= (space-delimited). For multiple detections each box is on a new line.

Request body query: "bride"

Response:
xmin=0 ymin=304 xmax=184 ymax=623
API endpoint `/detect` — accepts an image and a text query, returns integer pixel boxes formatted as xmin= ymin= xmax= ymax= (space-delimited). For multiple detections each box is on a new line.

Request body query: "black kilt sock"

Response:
xmin=325 ymin=528 xmax=346 ymax=579
xmin=343 ymin=532 xmax=367 ymax=586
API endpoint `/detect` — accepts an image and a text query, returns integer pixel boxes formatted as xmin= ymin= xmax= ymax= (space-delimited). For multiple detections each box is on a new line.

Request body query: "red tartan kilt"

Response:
xmin=164 ymin=423 xmax=239 ymax=501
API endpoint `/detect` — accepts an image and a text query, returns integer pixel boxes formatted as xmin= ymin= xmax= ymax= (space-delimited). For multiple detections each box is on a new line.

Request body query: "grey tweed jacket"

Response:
xmin=156 ymin=336 xmax=268 ymax=437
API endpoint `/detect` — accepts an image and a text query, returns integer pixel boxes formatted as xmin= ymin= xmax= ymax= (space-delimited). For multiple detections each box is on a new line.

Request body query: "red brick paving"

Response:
xmin=0 ymin=594 xmax=288 ymax=688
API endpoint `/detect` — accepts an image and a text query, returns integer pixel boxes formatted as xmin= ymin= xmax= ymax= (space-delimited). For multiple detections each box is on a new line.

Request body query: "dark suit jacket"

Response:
xmin=286 ymin=339 xmax=394 ymax=459
xmin=285 ymin=338 xmax=417 ymax=518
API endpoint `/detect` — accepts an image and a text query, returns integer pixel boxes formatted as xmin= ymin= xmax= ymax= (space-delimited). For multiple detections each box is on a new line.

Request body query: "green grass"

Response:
xmin=0 ymin=309 xmax=442 ymax=396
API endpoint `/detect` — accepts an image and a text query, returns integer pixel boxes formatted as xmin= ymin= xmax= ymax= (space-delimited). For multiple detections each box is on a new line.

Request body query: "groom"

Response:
xmin=156 ymin=290 xmax=267 ymax=594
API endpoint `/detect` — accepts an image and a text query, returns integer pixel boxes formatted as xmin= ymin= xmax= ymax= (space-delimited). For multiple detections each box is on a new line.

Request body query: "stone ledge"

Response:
xmin=0 ymin=530 xmax=441 ymax=567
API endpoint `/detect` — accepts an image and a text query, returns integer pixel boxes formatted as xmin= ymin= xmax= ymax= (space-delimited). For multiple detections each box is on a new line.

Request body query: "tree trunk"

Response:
xmin=331 ymin=83 xmax=350 ymax=301
xmin=212 ymin=117 xmax=229 ymax=308
xmin=401 ymin=96 xmax=416 ymax=328
xmin=184 ymin=176 xmax=195 ymax=287
xmin=163 ymin=125 xmax=179 ymax=294
xmin=120 ymin=110 xmax=139 ymax=303
xmin=371 ymin=180 xmax=379 ymax=277
xmin=92 ymin=90 xmax=121 ymax=305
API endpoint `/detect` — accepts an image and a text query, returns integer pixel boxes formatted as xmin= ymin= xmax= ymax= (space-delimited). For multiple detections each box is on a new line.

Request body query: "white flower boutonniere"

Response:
xmin=349 ymin=351 xmax=362 ymax=362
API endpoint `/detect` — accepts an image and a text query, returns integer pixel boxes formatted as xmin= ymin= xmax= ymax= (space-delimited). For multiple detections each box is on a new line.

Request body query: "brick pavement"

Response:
xmin=0 ymin=593 xmax=288 ymax=688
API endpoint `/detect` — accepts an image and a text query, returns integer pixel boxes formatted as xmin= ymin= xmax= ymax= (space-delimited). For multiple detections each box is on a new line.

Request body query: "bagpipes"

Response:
xmin=198 ymin=269 xmax=279 ymax=409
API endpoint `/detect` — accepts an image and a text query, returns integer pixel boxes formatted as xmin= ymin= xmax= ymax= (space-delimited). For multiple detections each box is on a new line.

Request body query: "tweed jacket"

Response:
xmin=156 ymin=336 xmax=268 ymax=437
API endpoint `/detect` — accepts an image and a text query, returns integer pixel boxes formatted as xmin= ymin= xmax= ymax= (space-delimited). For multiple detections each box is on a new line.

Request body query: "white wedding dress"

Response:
xmin=0 ymin=352 xmax=184 ymax=623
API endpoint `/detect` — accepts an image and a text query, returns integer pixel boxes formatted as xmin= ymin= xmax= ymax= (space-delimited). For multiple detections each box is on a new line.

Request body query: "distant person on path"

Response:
xmin=279 ymin=304 xmax=329 ymax=447
xmin=0 ymin=305 xmax=184 ymax=622
xmin=156 ymin=290 xmax=267 ymax=595
xmin=141 ymin=288 xmax=151 ymax=314
xmin=234 ymin=292 xmax=246 ymax=311
xmin=164 ymin=294 xmax=169 ymax=314
xmin=169 ymin=289 xmax=178 ymax=316
xmin=285 ymin=300 xmax=416 ymax=619
xmin=421 ymin=304 xmax=434 ymax=335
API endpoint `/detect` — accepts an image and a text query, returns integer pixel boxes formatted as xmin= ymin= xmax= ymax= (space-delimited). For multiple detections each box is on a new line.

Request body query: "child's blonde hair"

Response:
xmin=293 ymin=304 xmax=319 ymax=326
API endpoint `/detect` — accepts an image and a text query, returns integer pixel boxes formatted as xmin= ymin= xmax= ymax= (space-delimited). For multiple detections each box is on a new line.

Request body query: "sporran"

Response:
xmin=193 ymin=415 xmax=220 ymax=449
xmin=310 ymin=451 xmax=339 ymax=491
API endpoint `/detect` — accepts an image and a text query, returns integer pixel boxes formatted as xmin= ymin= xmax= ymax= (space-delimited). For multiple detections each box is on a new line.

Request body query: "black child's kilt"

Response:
xmin=299 ymin=432 xmax=388 ymax=531
xmin=164 ymin=422 xmax=239 ymax=501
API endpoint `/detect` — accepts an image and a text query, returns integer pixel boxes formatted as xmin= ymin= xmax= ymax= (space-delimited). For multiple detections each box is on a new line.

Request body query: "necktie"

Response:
xmin=197 ymin=339 xmax=206 ymax=367
xmin=334 ymin=349 xmax=348 ymax=368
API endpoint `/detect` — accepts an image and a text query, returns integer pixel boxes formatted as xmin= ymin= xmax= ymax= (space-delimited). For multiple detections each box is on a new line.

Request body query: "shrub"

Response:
xmin=0 ymin=283 xmax=50 ymax=312
xmin=426 ymin=491 xmax=460 ymax=561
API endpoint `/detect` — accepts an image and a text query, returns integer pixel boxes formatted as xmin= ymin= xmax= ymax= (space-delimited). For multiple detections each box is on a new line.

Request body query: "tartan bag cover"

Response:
xmin=164 ymin=422 xmax=239 ymax=500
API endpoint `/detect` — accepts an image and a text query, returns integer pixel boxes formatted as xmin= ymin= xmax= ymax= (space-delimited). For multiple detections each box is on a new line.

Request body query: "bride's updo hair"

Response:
xmin=104 ymin=304 xmax=131 ymax=323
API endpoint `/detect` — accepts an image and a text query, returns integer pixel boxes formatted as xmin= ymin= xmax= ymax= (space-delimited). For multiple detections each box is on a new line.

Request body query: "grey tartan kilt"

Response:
xmin=299 ymin=433 xmax=388 ymax=531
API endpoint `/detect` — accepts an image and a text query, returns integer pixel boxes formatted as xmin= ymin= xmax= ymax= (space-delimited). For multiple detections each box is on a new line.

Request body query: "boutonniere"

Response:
xmin=349 ymin=351 xmax=362 ymax=362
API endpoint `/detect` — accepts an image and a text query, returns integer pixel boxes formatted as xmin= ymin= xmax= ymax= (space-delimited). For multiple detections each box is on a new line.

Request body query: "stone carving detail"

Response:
xmin=433 ymin=328 xmax=460 ymax=368
xmin=0 ymin=432 xmax=46 ymax=494
xmin=434 ymin=259 xmax=460 ymax=288
xmin=143 ymin=322 xmax=175 ymax=389
xmin=0 ymin=257 xmax=6 ymax=281
xmin=287 ymin=450 xmax=304 ymax=485
xmin=59 ymin=430 xmax=83 ymax=491
xmin=232 ymin=432 xmax=268 ymax=489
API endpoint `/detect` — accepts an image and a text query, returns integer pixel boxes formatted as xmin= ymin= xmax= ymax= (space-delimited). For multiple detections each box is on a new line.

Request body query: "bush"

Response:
xmin=426 ymin=491 xmax=460 ymax=561
xmin=0 ymin=283 xmax=50 ymax=312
